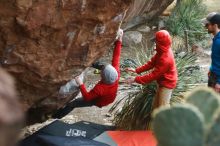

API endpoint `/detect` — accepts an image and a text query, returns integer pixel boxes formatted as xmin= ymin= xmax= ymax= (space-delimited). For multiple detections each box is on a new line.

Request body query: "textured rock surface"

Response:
xmin=123 ymin=0 xmax=175 ymax=30
xmin=122 ymin=31 xmax=142 ymax=46
xmin=0 ymin=0 xmax=174 ymax=124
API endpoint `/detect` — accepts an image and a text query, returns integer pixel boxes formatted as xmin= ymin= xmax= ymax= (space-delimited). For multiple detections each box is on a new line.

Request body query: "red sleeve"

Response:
xmin=135 ymin=58 xmax=169 ymax=84
xmin=135 ymin=55 xmax=157 ymax=74
xmin=112 ymin=40 xmax=122 ymax=76
xmin=80 ymin=84 xmax=100 ymax=102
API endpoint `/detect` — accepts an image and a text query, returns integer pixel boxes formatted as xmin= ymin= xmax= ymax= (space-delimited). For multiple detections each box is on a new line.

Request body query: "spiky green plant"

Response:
xmin=110 ymin=46 xmax=201 ymax=130
xmin=166 ymin=0 xmax=207 ymax=45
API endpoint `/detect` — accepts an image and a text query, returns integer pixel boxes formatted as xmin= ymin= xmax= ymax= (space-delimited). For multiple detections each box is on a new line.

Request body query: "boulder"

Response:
xmin=0 ymin=0 xmax=174 ymax=124
xmin=123 ymin=0 xmax=175 ymax=30
xmin=122 ymin=31 xmax=143 ymax=46
xmin=137 ymin=25 xmax=151 ymax=33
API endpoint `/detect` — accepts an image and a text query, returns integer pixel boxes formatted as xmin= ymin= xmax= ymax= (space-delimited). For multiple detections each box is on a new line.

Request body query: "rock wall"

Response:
xmin=0 ymin=0 xmax=174 ymax=124
xmin=124 ymin=0 xmax=175 ymax=30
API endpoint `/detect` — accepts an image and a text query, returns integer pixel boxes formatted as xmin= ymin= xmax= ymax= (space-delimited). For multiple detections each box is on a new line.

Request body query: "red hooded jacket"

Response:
xmin=79 ymin=41 xmax=121 ymax=107
xmin=135 ymin=30 xmax=178 ymax=89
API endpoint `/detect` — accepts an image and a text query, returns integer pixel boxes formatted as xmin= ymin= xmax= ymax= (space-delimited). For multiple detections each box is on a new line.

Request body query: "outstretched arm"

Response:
xmin=79 ymin=84 xmax=100 ymax=102
xmin=112 ymin=40 xmax=122 ymax=71
xmin=135 ymin=55 xmax=157 ymax=74
xmin=112 ymin=29 xmax=123 ymax=76
xmin=135 ymin=58 xmax=169 ymax=84
xmin=75 ymin=76 xmax=99 ymax=102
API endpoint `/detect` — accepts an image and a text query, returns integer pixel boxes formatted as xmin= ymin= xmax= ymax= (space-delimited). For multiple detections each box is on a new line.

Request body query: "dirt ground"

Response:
xmin=203 ymin=0 xmax=220 ymax=12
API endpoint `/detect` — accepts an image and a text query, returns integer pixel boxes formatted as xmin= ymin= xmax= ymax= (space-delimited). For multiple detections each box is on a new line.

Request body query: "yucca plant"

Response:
xmin=166 ymin=0 xmax=207 ymax=45
xmin=110 ymin=46 xmax=201 ymax=130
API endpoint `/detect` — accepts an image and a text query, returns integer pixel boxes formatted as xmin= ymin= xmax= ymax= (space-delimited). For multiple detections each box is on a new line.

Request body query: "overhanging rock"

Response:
xmin=0 ymin=0 xmax=174 ymax=124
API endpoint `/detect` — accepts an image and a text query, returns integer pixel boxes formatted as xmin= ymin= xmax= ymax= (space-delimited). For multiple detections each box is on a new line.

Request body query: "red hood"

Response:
xmin=155 ymin=30 xmax=172 ymax=53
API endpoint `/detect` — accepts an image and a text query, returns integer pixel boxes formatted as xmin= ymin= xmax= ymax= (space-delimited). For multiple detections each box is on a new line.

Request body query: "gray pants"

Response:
xmin=52 ymin=98 xmax=96 ymax=119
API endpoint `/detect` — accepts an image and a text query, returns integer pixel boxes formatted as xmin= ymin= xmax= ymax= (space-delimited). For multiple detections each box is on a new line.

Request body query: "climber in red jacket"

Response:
xmin=125 ymin=30 xmax=178 ymax=109
xmin=52 ymin=29 xmax=123 ymax=119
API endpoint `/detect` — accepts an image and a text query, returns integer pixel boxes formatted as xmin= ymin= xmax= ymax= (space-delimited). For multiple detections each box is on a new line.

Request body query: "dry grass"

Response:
xmin=203 ymin=0 xmax=220 ymax=13
xmin=165 ymin=0 xmax=220 ymax=16
xmin=162 ymin=0 xmax=177 ymax=15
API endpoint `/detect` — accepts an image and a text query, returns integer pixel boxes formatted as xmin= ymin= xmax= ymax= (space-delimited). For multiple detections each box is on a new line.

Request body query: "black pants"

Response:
xmin=208 ymin=72 xmax=217 ymax=88
xmin=52 ymin=98 xmax=96 ymax=119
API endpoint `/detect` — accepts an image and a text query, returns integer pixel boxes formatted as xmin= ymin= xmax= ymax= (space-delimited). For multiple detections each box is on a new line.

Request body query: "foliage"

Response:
xmin=110 ymin=46 xmax=202 ymax=130
xmin=153 ymin=104 xmax=205 ymax=146
xmin=153 ymin=88 xmax=220 ymax=146
xmin=166 ymin=0 xmax=207 ymax=45
xmin=110 ymin=82 xmax=156 ymax=130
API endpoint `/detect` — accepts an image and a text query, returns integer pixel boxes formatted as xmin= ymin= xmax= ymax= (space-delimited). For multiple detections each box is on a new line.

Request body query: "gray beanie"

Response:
xmin=101 ymin=64 xmax=118 ymax=84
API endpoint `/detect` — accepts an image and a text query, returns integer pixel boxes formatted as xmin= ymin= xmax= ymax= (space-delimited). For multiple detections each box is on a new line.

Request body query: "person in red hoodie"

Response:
xmin=125 ymin=30 xmax=177 ymax=108
xmin=52 ymin=29 xmax=123 ymax=118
